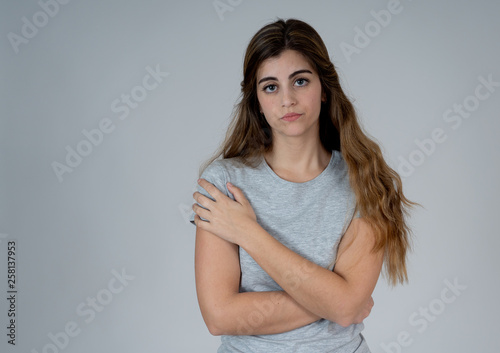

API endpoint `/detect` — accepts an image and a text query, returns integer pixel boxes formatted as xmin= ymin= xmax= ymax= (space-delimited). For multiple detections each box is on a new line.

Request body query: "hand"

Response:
xmin=192 ymin=179 xmax=258 ymax=244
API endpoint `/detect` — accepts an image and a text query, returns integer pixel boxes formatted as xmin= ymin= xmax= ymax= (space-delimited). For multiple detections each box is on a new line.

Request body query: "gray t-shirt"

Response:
xmin=189 ymin=150 xmax=370 ymax=353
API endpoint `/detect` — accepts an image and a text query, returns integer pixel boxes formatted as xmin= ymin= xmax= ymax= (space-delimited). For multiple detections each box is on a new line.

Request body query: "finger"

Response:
xmin=194 ymin=214 xmax=210 ymax=225
xmin=198 ymin=179 xmax=225 ymax=201
xmin=193 ymin=191 xmax=215 ymax=208
xmin=227 ymin=182 xmax=247 ymax=203
xmin=193 ymin=215 xmax=209 ymax=230
xmin=192 ymin=203 xmax=211 ymax=221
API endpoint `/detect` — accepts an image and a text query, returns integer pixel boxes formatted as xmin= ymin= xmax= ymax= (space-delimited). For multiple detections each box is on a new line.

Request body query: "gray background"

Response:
xmin=1 ymin=0 xmax=499 ymax=352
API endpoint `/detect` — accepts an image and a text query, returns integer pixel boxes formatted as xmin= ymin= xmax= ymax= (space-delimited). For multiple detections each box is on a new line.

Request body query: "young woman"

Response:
xmin=189 ymin=18 xmax=416 ymax=353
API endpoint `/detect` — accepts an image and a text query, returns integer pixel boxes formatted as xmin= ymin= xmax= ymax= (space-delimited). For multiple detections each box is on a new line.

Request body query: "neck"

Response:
xmin=264 ymin=133 xmax=331 ymax=182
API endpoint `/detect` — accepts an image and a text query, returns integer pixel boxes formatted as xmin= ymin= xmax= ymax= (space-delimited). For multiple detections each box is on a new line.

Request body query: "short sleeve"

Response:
xmin=348 ymin=193 xmax=361 ymax=219
xmin=189 ymin=161 xmax=230 ymax=226
xmin=353 ymin=206 xmax=361 ymax=219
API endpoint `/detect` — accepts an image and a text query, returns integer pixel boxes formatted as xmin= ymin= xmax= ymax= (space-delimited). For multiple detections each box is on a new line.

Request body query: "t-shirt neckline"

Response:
xmin=261 ymin=150 xmax=338 ymax=186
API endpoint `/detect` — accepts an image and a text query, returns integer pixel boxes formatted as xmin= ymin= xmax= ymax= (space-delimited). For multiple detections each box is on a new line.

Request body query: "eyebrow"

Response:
xmin=257 ymin=69 xmax=313 ymax=85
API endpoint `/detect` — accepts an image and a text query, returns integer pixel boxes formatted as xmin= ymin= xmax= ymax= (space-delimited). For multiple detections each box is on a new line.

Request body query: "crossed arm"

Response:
xmin=193 ymin=179 xmax=384 ymax=336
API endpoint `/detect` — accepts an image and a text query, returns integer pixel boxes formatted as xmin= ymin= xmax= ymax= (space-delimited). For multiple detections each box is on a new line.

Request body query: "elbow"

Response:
xmin=331 ymin=308 xmax=356 ymax=328
xmin=202 ymin=307 xmax=228 ymax=336
xmin=199 ymin=292 xmax=240 ymax=336
xmin=334 ymin=313 xmax=359 ymax=328
xmin=335 ymin=315 xmax=357 ymax=328
xmin=207 ymin=323 xmax=223 ymax=336
xmin=327 ymin=301 xmax=367 ymax=328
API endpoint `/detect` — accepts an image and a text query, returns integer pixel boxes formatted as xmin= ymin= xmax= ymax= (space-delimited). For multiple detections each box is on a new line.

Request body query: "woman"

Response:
xmin=189 ymin=18 xmax=416 ymax=352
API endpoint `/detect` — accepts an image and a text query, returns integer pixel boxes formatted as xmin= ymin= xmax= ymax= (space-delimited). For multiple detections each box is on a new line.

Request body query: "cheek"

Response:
xmin=257 ymin=94 xmax=273 ymax=112
xmin=304 ymin=94 xmax=322 ymax=113
xmin=256 ymin=92 xmax=264 ymax=108
xmin=307 ymin=89 xmax=324 ymax=112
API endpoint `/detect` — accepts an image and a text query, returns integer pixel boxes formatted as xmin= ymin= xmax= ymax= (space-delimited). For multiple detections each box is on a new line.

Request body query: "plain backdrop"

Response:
xmin=1 ymin=0 xmax=499 ymax=352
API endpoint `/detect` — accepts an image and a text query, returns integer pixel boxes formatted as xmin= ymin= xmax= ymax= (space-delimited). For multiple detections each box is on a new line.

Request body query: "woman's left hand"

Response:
xmin=192 ymin=179 xmax=258 ymax=244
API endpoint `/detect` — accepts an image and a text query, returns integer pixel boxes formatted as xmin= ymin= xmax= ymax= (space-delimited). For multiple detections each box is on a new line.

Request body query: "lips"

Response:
xmin=281 ymin=113 xmax=302 ymax=122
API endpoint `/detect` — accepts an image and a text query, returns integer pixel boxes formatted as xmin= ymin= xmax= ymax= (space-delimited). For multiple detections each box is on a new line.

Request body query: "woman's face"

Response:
xmin=256 ymin=49 xmax=325 ymax=141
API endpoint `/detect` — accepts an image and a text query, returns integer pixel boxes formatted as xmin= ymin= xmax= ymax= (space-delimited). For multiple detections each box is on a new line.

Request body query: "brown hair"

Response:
xmin=198 ymin=18 xmax=418 ymax=286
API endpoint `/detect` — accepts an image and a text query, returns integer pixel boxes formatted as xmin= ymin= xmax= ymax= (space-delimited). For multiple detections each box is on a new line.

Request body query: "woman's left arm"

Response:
xmin=241 ymin=216 xmax=383 ymax=327
xmin=193 ymin=179 xmax=384 ymax=327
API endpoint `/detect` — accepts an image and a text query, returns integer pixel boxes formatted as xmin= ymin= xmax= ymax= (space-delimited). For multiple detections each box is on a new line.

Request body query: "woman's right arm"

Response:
xmin=195 ymin=225 xmax=320 ymax=336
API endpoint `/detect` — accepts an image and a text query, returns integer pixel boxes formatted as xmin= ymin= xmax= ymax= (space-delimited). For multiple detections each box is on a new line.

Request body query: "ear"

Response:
xmin=321 ymin=91 xmax=327 ymax=103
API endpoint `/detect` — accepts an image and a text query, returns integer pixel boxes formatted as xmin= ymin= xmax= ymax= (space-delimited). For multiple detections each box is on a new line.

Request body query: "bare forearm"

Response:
xmin=208 ymin=290 xmax=320 ymax=336
xmin=239 ymin=224 xmax=363 ymax=326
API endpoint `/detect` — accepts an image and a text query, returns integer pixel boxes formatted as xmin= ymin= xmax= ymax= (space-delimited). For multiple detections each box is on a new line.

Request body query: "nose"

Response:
xmin=281 ymin=87 xmax=296 ymax=108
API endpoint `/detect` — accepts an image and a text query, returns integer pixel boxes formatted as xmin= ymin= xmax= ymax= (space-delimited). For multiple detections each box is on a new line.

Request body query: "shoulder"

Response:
xmin=204 ymin=155 xmax=261 ymax=180
xmin=202 ymin=156 xmax=249 ymax=179
xmin=199 ymin=160 xmax=227 ymax=193
xmin=199 ymin=156 xmax=257 ymax=192
xmin=327 ymin=150 xmax=350 ymax=186
xmin=331 ymin=150 xmax=359 ymax=217
xmin=333 ymin=150 xmax=348 ymax=173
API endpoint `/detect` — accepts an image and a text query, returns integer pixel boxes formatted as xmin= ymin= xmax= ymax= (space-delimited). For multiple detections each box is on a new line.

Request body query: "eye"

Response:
xmin=263 ymin=84 xmax=277 ymax=93
xmin=295 ymin=78 xmax=309 ymax=87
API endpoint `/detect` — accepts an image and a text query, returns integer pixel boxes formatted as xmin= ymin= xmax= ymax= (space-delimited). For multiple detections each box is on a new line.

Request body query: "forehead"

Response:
xmin=256 ymin=50 xmax=316 ymax=79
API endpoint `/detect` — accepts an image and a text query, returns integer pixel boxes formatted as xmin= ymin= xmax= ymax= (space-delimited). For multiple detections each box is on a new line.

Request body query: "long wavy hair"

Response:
xmin=198 ymin=18 xmax=417 ymax=286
